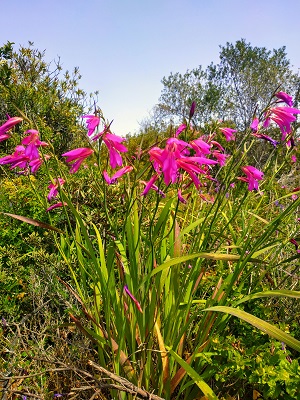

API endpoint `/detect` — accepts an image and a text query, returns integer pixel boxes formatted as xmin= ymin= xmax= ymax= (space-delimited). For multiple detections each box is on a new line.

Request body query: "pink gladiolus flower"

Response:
xmin=0 ymin=145 xmax=29 ymax=171
xmin=22 ymin=130 xmax=49 ymax=161
xmin=103 ymin=166 xmax=133 ymax=184
xmin=0 ymin=133 xmax=11 ymax=142
xmin=29 ymin=154 xmax=50 ymax=174
xmin=124 ymin=285 xmax=143 ymax=313
xmin=141 ymin=175 xmax=165 ymax=197
xmin=178 ymin=189 xmax=187 ymax=204
xmin=0 ymin=116 xmax=23 ymax=134
xmin=46 ymin=202 xmax=67 ymax=212
xmin=265 ymin=107 xmax=300 ymax=141
xmin=189 ymin=101 xmax=196 ymax=119
xmin=102 ymin=133 xmax=128 ymax=169
xmin=250 ymin=118 xmax=259 ymax=132
xmin=212 ymin=150 xmax=228 ymax=166
xmin=219 ymin=127 xmax=236 ymax=141
xmin=240 ymin=166 xmax=264 ymax=191
xmin=175 ymin=124 xmax=187 ymax=137
xmin=82 ymin=115 xmax=100 ymax=137
xmin=190 ymin=138 xmax=211 ymax=156
xmin=252 ymin=133 xmax=279 ymax=147
xmin=275 ymin=92 xmax=293 ymax=107
xmin=47 ymin=178 xmax=65 ymax=201
xmin=62 ymin=148 xmax=94 ymax=173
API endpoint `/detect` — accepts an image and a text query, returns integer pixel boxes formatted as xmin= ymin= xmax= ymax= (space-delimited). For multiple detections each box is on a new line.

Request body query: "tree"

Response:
xmin=208 ymin=39 xmax=300 ymax=129
xmin=0 ymin=41 xmax=90 ymax=155
xmin=152 ymin=66 xmax=223 ymax=128
xmin=151 ymin=39 xmax=300 ymax=131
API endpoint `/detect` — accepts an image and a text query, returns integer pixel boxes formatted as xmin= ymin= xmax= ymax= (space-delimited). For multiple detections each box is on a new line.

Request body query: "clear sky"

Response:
xmin=1 ymin=0 xmax=300 ymax=135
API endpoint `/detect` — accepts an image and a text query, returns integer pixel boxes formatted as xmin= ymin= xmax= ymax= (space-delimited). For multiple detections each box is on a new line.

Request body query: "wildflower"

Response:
xmin=103 ymin=166 xmax=133 ymax=185
xmin=212 ymin=150 xmax=228 ymax=166
xmin=22 ymin=130 xmax=49 ymax=161
xmin=47 ymin=178 xmax=65 ymax=201
xmin=264 ymin=106 xmax=300 ymax=141
xmin=62 ymin=147 xmax=94 ymax=173
xmin=240 ymin=166 xmax=264 ymax=191
xmin=252 ymin=133 xmax=279 ymax=147
xmin=178 ymin=189 xmax=187 ymax=204
xmin=190 ymin=138 xmax=211 ymax=156
xmin=46 ymin=202 xmax=67 ymax=212
xmin=124 ymin=285 xmax=143 ymax=313
xmin=102 ymin=133 xmax=128 ymax=169
xmin=250 ymin=118 xmax=259 ymax=132
xmin=275 ymin=91 xmax=293 ymax=107
xmin=219 ymin=127 xmax=236 ymax=141
xmin=175 ymin=124 xmax=187 ymax=137
xmin=0 ymin=116 xmax=23 ymax=134
xmin=291 ymin=155 xmax=297 ymax=163
xmin=0 ymin=145 xmax=29 ymax=171
xmin=0 ymin=133 xmax=11 ymax=142
xmin=82 ymin=115 xmax=100 ymax=137
xmin=141 ymin=175 xmax=166 ymax=197
xmin=189 ymin=101 xmax=196 ymax=119
xmin=29 ymin=154 xmax=50 ymax=174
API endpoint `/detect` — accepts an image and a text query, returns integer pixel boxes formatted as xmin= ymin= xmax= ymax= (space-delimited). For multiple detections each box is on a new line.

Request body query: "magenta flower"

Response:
xmin=29 ymin=154 xmax=50 ymax=174
xmin=175 ymin=124 xmax=187 ymax=137
xmin=47 ymin=178 xmax=65 ymax=201
xmin=62 ymin=147 xmax=94 ymax=173
xmin=252 ymin=133 xmax=279 ymax=147
xmin=124 ymin=285 xmax=143 ymax=313
xmin=275 ymin=91 xmax=293 ymax=107
xmin=141 ymin=175 xmax=165 ymax=197
xmin=102 ymin=133 xmax=128 ymax=169
xmin=291 ymin=155 xmax=297 ymax=163
xmin=190 ymin=138 xmax=211 ymax=156
xmin=178 ymin=189 xmax=187 ymax=204
xmin=82 ymin=115 xmax=100 ymax=137
xmin=250 ymin=118 xmax=259 ymax=132
xmin=0 ymin=133 xmax=11 ymax=142
xmin=0 ymin=116 xmax=23 ymax=134
xmin=265 ymin=107 xmax=300 ymax=140
xmin=240 ymin=166 xmax=264 ymax=191
xmin=212 ymin=150 xmax=228 ymax=166
xmin=103 ymin=166 xmax=133 ymax=184
xmin=189 ymin=101 xmax=196 ymax=119
xmin=219 ymin=127 xmax=236 ymax=141
xmin=22 ymin=130 xmax=49 ymax=161
xmin=46 ymin=202 xmax=67 ymax=212
xmin=0 ymin=145 xmax=29 ymax=171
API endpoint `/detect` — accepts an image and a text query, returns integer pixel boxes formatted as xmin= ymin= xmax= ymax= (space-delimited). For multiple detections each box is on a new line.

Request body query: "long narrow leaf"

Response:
xmin=203 ymin=306 xmax=300 ymax=352
xmin=1 ymin=212 xmax=64 ymax=233
xmin=235 ymin=290 xmax=300 ymax=306
xmin=166 ymin=347 xmax=218 ymax=400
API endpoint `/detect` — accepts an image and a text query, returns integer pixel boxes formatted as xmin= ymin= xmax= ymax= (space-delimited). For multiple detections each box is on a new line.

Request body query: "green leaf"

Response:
xmin=235 ymin=290 xmax=300 ymax=306
xmin=1 ymin=212 xmax=64 ymax=233
xmin=203 ymin=306 xmax=300 ymax=352
xmin=166 ymin=347 xmax=218 ymax=400
xmin=148 ymin=251 xmax=263 ymax=278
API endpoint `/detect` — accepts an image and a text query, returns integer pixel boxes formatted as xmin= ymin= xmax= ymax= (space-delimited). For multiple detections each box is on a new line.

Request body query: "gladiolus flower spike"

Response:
xmin=240 ymin=166 xmax=264 ymax=191
xmin=62 ymin=148 xmax=94 ymax=174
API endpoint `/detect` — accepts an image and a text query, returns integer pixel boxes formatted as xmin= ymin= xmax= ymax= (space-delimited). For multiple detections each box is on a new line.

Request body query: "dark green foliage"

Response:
xmin=0 ymin=41 xmax=89 ymax=155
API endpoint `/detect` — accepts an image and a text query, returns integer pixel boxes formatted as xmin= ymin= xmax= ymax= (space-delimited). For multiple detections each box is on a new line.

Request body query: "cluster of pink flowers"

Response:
xmin=1 ymin=91 xmax=299 ymax=210
xmin=251 ymin=91 xmax=300 ymax=147
xmin=0 ymin=116 xmax=49 ymax=174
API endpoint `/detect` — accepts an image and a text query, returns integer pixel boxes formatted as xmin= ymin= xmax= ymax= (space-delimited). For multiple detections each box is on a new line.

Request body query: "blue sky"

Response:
xmin=1 ymin=0 xmax=300 ymax=134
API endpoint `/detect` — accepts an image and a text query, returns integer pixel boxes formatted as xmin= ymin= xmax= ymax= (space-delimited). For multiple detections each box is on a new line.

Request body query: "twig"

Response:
xmin=88 ymin=360 xmax=165 ymax=400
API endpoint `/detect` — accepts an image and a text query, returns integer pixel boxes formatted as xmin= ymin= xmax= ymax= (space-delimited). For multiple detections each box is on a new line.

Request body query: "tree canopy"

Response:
xmin=0 ymin=41 xmax=90 ymax=155
xmin=150 ymin=39 xmax=300 ymax=131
